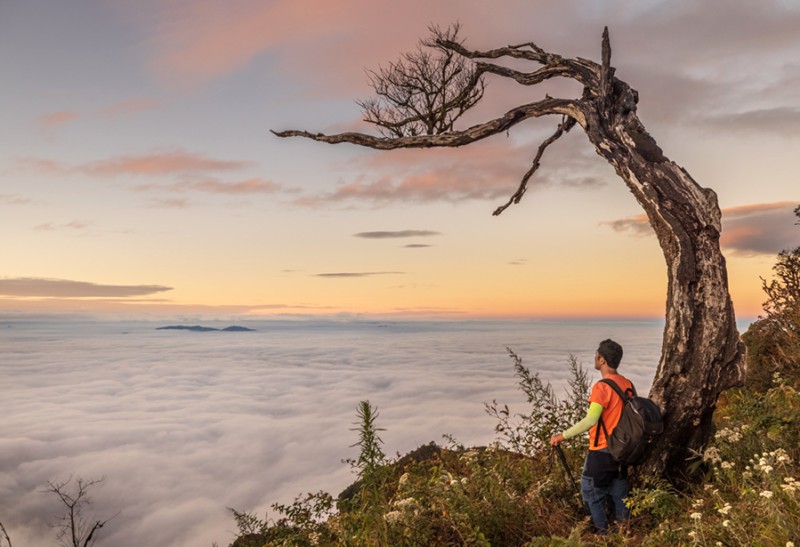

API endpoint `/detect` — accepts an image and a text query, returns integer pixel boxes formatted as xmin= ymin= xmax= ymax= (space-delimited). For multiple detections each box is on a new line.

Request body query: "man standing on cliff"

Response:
xmin=550 ymin=339 xmax=632 ymax=533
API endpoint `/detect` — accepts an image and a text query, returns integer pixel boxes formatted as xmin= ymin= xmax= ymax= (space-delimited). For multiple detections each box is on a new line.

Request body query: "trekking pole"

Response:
xmin=554 ymin=444 xmax=581 ymax=499
xmin=554 ymin=444 xmax=594 ymax=518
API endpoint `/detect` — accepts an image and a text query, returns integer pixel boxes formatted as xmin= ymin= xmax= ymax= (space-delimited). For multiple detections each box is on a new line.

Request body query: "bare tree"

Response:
xmin=46 ymin=477 xmax=113 ymax=547
xmin=273 ymin=25 xmax=746 ymax=479
xmin=357 ymin=24 xmax=484 ymax=137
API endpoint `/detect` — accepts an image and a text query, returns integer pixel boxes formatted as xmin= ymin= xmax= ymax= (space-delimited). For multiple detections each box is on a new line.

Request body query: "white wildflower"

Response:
xmin=688 ymin=531 xmax=697 ymax=539
xmin=690 ymin=512 xmax=702 ymax=520
xmin=394 ymin=497 xmax=417 ymax=510
xmin=760 ymin=490 xmax=774 ymax=499
xmin=722 ymin=520 xmax=730 ymax=528
xmin=717 ymin=503 xmax=732 ymax=515
xmin=703 ymin=446 xmax=722 ymax=465
xmin=384 ymin=511 xmax=402 ymax=524
xmin=721 ymin=461 xmax=733 ymax=470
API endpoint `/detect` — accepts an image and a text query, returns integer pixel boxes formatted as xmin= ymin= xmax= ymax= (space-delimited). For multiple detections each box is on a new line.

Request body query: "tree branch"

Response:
xmin=273 ymin=97 xmax=583 ymax=149
xmin=0 ymin=521 xmax=11 ymax=547
xmin=599 ymin=26 xmax=615 ymax=107
xmin=436 ymin=36 xmax=599 ymax=88
xmin=493 ymin=116 xmax=577 ymax=216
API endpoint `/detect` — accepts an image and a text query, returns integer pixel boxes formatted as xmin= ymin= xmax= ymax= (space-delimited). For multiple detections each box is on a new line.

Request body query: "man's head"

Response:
xmin=596 ymin=339 xmax=623 ymax=370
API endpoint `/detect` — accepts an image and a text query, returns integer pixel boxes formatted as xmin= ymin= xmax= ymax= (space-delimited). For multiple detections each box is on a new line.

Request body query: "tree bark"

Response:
xmin=273 ymin=26 xmax=746 ymax=479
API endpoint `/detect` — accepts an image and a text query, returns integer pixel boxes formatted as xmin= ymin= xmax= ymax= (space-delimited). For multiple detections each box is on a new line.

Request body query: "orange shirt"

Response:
xmin=588 ymin=373 xmax=633 ymax=451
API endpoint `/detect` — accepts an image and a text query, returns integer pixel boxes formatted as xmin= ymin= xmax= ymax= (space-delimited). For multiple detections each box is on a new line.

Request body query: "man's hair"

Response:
xmin=597 ymin=339 xmax=623 ymax=368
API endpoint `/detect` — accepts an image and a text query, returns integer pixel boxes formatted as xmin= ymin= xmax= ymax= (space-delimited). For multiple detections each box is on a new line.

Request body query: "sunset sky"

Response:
xmin=1 ymin=0 xmax=798 ymax=320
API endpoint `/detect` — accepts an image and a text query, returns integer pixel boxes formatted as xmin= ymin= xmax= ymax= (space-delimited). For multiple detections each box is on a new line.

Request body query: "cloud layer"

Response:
xmin=0 ymin=318 xmax=663 ymax=547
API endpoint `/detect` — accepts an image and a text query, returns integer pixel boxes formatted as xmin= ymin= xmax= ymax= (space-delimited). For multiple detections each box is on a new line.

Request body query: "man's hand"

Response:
xmin=549 ymin=433 xmax=565 ymax=446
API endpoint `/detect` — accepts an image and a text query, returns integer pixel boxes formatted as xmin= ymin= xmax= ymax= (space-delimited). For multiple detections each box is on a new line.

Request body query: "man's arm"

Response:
xmin=549 ymin=402 xmax=603 ymax=446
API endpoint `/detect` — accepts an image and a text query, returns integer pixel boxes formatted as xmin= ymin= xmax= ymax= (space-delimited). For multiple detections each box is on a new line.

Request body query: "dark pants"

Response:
xmin=581 ymin=449 xmax=630 ymax=532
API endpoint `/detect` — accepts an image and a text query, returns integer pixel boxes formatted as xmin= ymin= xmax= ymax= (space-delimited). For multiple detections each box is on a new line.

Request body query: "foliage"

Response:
xmin=485 ymin=350 xmax=590 ymax=456
xmin=745 ymin=206 xmax=800 ymax=390
xmin=744 ymin=237 xmax=800 ymax=390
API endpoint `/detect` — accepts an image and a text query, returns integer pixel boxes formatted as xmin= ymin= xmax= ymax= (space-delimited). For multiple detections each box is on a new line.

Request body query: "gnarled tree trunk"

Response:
xmin=274 ymin=26 xmax=746 ymax=479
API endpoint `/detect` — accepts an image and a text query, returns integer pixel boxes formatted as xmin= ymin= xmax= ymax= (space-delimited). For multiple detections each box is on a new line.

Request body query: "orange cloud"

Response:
xmin=603 ymin=214 xmax=652 ymax=236
xmin=604 ymin=201 xmax=800 ymax=256
xmin=720 ymin=201 xmax=799 ymax=256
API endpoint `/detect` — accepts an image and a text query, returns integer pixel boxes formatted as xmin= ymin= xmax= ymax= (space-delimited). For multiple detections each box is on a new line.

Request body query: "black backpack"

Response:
xmin=594 ymin=378 xmax=664 ymax=465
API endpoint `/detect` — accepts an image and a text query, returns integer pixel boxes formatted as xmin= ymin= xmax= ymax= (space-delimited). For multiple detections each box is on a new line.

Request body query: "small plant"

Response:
xmin=340 ymin=400 xmax=391 ymax=545
xmin=486 ymin=350 xmax=589 ymax=458
xmin=46 ymin=476 xmax=114 ymax=547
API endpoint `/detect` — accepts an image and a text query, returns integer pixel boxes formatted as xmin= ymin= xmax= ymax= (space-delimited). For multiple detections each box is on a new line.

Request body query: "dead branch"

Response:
xmin=492 ymin=116 xmax=577 ymax=216
xmin=0 ymin=521 xmax=11 ymax=547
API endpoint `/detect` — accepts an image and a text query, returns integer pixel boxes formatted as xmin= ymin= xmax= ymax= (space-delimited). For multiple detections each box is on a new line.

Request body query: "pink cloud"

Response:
xmin=100 ymin=98 xmax=161 ymax=117
xmin=19 ymin=150 xmax=251 ymax=177
xmin=146 ymin=198 xmax=191 ymax=209
xmin=38 ymin=110 xmax=78 ymax=128
xmin=135 ymin=177 xmax=283 ymax=196
xmin=134 ymin=0 xmax=571 ymax=91
xmin=184 ymin=177 xmax=282 ymax=194
xmin=34 ymin=220 xmax=93 ymax=232
xmin=82 ymin=150 xmax=250 ymax=176
xmin=293 ymin=134 xmax=603 ymax=207
xmin=0 ymin=194 xmax=33 ymax=205
xmin=37 ymin=111 xmax=79 ymax=139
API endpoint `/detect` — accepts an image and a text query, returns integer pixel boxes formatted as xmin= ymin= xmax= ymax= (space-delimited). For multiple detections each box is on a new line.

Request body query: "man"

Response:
xmin=550 ymin=339 xmax=632 ymax=533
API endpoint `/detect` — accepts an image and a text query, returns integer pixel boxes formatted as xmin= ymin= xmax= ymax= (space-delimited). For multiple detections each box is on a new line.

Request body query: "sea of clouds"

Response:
xmin=0 ymin=318 xmax=663 ymax=546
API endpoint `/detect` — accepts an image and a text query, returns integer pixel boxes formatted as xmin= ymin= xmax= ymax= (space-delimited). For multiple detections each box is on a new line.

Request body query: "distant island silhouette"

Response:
xmin=156 ymin=325 xmax=256 ymax=332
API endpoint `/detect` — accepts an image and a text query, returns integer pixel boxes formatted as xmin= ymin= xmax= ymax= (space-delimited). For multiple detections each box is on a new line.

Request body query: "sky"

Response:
xmin=2 ymin=0 xmax=799 ymax=321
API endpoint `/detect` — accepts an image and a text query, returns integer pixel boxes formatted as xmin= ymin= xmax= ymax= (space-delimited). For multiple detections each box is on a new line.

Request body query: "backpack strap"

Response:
xmin=593 ymin=378 xmax=637 ymax=448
